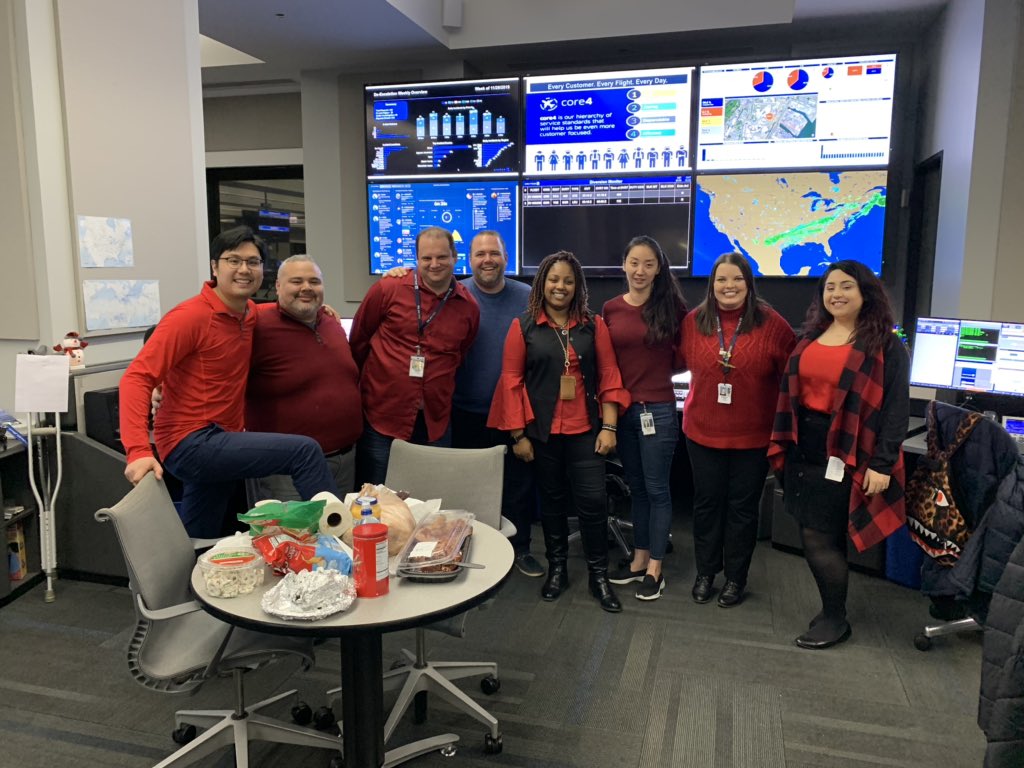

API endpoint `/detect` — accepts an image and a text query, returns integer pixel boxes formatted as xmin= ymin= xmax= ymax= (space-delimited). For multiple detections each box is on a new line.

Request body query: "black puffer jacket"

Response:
xmin=981 ymin=532 xmax=1024 ymax=766
xmin=919 ymin=403 xmax=1024 ymax=612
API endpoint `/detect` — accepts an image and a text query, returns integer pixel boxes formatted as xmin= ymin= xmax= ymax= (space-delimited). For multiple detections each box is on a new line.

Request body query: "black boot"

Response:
xmin=580 ymin=518 xmax=621 ymax=613
xmin=541 ymin=528 xmax=569 ymax=601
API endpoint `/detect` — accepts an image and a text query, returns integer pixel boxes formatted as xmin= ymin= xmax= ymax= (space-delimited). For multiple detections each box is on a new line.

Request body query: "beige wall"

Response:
xmin=204 ymin=92 xmax=302 ymax=152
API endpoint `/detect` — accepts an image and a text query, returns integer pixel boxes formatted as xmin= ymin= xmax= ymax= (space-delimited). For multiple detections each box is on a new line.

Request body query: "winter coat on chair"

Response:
xmin=918 ymin=402 xmax=1024 ymax=620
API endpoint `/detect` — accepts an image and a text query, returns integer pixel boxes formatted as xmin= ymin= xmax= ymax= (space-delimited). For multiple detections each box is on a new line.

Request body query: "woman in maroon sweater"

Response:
xmin=603 ymin=236 xmax=687 ymax=601
xmin=679 ymin=252 xmax=795 ymax=607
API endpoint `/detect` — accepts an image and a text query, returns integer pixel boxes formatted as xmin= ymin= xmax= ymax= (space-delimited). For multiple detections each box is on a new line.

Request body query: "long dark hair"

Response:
xmin=802 ymin=260 xmax=895 ymax=356
xmin=527 ymin=251 xmax=592 ymax=325
xmin=622 ymin=235 xmax=687 ymax=344
xmin=693 ymin=252 xmax=768 ymax=335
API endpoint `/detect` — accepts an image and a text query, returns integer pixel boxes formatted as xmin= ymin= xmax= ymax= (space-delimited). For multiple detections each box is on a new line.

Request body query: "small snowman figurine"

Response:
xmin=54 ymin=331 xmax=88 ymax=368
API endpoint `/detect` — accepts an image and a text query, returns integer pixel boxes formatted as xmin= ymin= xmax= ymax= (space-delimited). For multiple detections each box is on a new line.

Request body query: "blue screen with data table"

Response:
xmin=367 ymin=180 xmax=519 ymax=275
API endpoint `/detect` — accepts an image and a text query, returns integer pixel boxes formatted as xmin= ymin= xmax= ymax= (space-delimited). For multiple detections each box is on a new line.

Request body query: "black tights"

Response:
xmin=801 ymin=526 xmax=848 ymax=624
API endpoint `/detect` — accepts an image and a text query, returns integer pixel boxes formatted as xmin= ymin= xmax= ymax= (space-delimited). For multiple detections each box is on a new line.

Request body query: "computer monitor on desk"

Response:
xmin=909 ymin=317 xmax=1024 ymax=398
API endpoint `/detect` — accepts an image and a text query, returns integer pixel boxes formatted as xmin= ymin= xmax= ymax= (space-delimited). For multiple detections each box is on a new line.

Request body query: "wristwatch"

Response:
xmin=510 ymin=432 xmax=527 ymax=446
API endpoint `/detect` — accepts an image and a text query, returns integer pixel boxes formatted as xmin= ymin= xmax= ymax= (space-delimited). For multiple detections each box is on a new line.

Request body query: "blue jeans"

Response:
xmin=163 ymin=424 xmax=338 ymax=538
xmin=616 ymin=402 xmax=678 ymax=560
xmin=356 ymin=413 xmax=452 ymax=486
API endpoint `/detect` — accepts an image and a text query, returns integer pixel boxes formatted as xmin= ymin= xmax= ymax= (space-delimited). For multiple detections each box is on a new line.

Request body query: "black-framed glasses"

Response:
xmin=218 ymin=256 xmax=264 ymax=269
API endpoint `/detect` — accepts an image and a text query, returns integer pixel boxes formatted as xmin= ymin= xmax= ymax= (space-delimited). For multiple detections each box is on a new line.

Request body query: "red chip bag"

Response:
xmin=252 ymin=531 xmax=318 ymax=575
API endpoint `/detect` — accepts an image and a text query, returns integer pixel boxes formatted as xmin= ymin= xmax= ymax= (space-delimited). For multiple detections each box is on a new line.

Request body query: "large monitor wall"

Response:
xmin=363 ymin=54 xmax=897 ymax=279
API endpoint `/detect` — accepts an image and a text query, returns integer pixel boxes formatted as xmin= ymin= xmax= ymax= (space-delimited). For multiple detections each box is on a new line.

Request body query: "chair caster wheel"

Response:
xmin=171 ymin=724 xmax=197 ymax=745
xmin=484 ymin=733 xmax=503 ymax=754
xmin=390 ymin=659 xmax=407 ymax=670
xmin=480 ymin=675 xmax=500 ymax=695
xmin=440 ymin=743 xmax=458 ymax=758
xmin=914 ymin=633 xmax=933 ymax=651
xmin=329 ymin=755 xmax=345 ymax=768
xmin=665 ymin=539 xmax=674 ymax=554
xmin=291 ymin=701 xmax=313 ymax=725
xmin=313 ymin=705 xmax=336 ymax=730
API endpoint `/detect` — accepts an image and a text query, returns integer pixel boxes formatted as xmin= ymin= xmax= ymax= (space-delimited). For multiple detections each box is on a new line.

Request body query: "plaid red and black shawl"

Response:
xmin=768 ymin=337 xmax=906 ymax=552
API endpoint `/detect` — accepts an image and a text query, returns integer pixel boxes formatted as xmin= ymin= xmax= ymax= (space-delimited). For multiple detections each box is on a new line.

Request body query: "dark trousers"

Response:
xmin=532 ymin=431 xmax=608 ymax=570
xmin=356 ymin=411 xmax=451 ymax=486
xmin=686 ymin=438 xmax=768 ymax=586
xmin=164 ymin=424 xmax=338 ymax=539
xmin=450 ymin=406 xmax=535 ymax=553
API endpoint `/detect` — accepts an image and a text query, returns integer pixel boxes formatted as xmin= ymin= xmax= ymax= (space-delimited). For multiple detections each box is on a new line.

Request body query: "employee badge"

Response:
xmin=559 ymin=375 xmax=576 ymax=400
xmin=825 ymin=456 xmax=846 ymax=483
xmin=717 ymin=382 xmax=733 ymax=405
xmin=640 ymin=411 xmax=656 ymax=436
xmin=409 ymin=354 xmax=425 ymax=378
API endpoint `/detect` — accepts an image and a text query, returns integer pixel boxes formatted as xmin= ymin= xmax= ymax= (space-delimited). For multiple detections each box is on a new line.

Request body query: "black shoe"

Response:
xmin=541 ymin=563 xmax=568 ymax=601
xmin=608 ymin=561 xmax=647 ymax=585
xmin=635 ymin=574 xmax=665 ymax=601
xmin=589 ymin=576 xmax=622 ymax=613
xmin=691 ymin=575 xmax=714 ymax=604
xmin=795 ymin=620 xmax=852 ymax=650
xmin=514 ymin=553 xmax=545 ymax=578
xmin=717 ymin=580 xmax=744 ymax=608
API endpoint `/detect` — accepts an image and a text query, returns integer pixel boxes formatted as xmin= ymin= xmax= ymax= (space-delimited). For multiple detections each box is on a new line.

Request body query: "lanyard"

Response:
xmin=413 ymin=271 xmax=455 ymax=340
xmin=715 ymin=312 xmax=742 ymax=378
xmin=552 ymin=322 xmax=572 ymax=374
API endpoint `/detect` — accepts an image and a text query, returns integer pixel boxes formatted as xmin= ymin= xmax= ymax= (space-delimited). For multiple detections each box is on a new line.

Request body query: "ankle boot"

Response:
xmin=588 ymin=574 xmax=622 ymax=613
xmin=541 ymin=561 xmax=568 ymax=601
xmin=541 ymin=527 xmax=569 ymax=601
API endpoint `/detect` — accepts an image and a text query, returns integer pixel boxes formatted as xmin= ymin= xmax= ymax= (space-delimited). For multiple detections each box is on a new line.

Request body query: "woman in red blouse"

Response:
xmin=488 ymin=251 xmax=631 ymax=612
xmin=679 ymin=252 xmax=795 ymax=608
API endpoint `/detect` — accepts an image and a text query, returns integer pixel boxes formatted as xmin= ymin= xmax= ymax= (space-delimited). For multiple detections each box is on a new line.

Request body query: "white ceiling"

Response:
xmin=199 ymin=0 xmax=948 ymax=91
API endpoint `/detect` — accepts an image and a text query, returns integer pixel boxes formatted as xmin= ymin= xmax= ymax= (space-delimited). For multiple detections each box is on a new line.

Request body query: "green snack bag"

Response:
xmin=237 ymin=499 xmax=326 ymax=535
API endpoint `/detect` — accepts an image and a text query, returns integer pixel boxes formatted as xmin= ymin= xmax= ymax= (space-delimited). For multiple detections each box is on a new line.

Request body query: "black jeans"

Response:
xmin=686 ymin=438 xmax=768 ymax=586
xmin=450 ymin=406 xmax=536 ymax=553
xmin=532 ymin=430 xmax=608 ymax=565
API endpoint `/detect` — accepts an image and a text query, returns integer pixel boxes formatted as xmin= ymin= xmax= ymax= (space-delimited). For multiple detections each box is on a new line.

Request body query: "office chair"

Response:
xmin=568 ymin=456 xmax=638 ymax=560
xmin=381 ymin=440 xmax=512 ymax=754
xmin=95 ymin=474 xmax=341 ymax=768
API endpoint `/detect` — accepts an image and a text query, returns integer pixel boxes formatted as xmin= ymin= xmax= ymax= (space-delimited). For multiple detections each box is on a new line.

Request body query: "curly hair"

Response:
xmin=622 ymin=235 xmax=687 ymax=344
xmin=526 ymin=251 xmax=592 ymax=325
xmin=801 ymin=260 xmax=895 ymax=356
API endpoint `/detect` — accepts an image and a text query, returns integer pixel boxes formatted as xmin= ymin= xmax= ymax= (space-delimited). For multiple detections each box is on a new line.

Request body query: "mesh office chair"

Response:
xmin=95 ymin=474 xmax=341 ymax=768
xmin=381 ymin=440 xmax=513 ymax=754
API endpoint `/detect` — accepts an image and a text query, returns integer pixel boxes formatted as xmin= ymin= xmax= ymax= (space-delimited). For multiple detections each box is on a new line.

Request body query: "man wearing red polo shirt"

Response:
xmin=350 ymin=226 xmax=480 ymax=483
xmin=119 ymin=226 xmax=337 ymax=537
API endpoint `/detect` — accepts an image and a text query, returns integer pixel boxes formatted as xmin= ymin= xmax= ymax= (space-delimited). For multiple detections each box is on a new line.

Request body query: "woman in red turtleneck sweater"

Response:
xmin=678 ymin=252 xmax=795 ymax=608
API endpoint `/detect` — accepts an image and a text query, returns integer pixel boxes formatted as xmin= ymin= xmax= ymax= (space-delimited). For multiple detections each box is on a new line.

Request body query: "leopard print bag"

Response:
xmin=905 ymin=401 xmax=984 ymax=565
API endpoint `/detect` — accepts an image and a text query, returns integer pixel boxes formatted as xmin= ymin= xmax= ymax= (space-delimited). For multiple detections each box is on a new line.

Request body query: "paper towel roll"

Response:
xmin=313 ymin=492 xmax=351 ymax=539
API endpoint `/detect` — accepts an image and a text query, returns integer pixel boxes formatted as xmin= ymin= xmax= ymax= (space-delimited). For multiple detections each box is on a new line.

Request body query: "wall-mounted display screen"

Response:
xmin=692 ymin=169 xmax=887 ymax=277
xmin=697 ymin=54 xmax=896 ymax=171
xmin=365 ymin=78 xmax=520 ymax=178
xmin=910 ymin=317 xmax=1024 ymax=396
xmin=523 ymin=67 xmax=693 ymax=177
xmin=521 ymin=175 xmax=690 ymax=273
xmin=367 ymin=180 xmax=519 ymax=274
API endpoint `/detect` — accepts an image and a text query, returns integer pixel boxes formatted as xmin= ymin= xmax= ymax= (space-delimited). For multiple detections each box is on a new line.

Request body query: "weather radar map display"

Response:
xmin=367 ymin=180 xmax=519 ymax=274
xmin=524 ymin=66 xmax=693 ymax=176
xmin=693 ymin=170 xmax=887 ymax=277
xmin=365 ymin=78 xmax=520 ymax=178
xmin=698 ymin=55 xmax=896 ymax=170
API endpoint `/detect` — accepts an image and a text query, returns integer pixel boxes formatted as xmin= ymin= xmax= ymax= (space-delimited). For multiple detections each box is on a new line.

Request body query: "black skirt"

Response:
xmin=784 ymin=409 xmax=852 ymax=536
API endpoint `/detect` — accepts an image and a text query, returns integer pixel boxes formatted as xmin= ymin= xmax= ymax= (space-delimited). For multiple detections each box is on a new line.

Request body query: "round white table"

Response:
xmin=191 ymin=524 xmax=514 ymax=767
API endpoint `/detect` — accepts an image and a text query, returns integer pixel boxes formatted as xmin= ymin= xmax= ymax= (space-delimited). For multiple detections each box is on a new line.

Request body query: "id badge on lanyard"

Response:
xmin=716 ymin=313 xmax=741 ymax=407
xmin=640 ymin=406 xmax=656 ymax=435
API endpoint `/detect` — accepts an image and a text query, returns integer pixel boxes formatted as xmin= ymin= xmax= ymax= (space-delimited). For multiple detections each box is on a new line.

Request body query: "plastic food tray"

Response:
xmin=397 ymin=533 xmax=473 ymax=583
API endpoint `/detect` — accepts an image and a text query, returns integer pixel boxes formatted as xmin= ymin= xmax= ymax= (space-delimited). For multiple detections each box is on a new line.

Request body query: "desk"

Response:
xmin=192 ymin=524 xmax=514 ymax=768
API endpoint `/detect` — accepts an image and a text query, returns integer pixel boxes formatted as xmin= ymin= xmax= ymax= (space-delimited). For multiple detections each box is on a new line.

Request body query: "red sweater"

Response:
xmin=678 ymin=304 xmax=796 ymax=450
xmin=119 ymin=281 xmax=254 ymax=463
xmin=601 ymin=295 xmax=682 ymax=404
xmin=246 ymin=304 xmax=363 ymax=453
xmin=350 ymin=271 xmax=480 ymax=441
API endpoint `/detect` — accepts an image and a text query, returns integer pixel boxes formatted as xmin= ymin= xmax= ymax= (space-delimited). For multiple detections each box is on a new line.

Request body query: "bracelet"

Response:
xmin=601 ymin=424 xmax=617 ymax=433
xmin=510 ymin=433 xmax=527 ymax=444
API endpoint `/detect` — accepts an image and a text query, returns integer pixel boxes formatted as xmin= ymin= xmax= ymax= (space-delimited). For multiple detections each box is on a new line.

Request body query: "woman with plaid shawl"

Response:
xmin=769 ymin=260 xmax=909 ymax=649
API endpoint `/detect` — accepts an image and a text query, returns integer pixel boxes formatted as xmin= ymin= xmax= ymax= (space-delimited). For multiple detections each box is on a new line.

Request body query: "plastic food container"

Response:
xmin=396 ymin=510 xmax=474 ymax=582
xmin=198 ymin=547 xmax=266 ymax=598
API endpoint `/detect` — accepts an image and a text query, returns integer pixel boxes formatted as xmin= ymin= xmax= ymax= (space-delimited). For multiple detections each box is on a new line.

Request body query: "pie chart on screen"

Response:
xmin=822 ymin=66 xmax=835 ymax=79
xmin=752 ymin=71 xmax=773 ymax=92
xmin=788 ymin=69 xmax=809 ymax=90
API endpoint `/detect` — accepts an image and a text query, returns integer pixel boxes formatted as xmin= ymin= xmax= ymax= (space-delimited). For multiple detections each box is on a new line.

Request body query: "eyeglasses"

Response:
xmin=218 ymin=256 xmax=264 ymax=269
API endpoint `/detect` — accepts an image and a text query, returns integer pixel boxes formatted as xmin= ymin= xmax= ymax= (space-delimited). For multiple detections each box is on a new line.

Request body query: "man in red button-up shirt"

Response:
xmin=350 ymin=227 xmax=480 ymax=483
